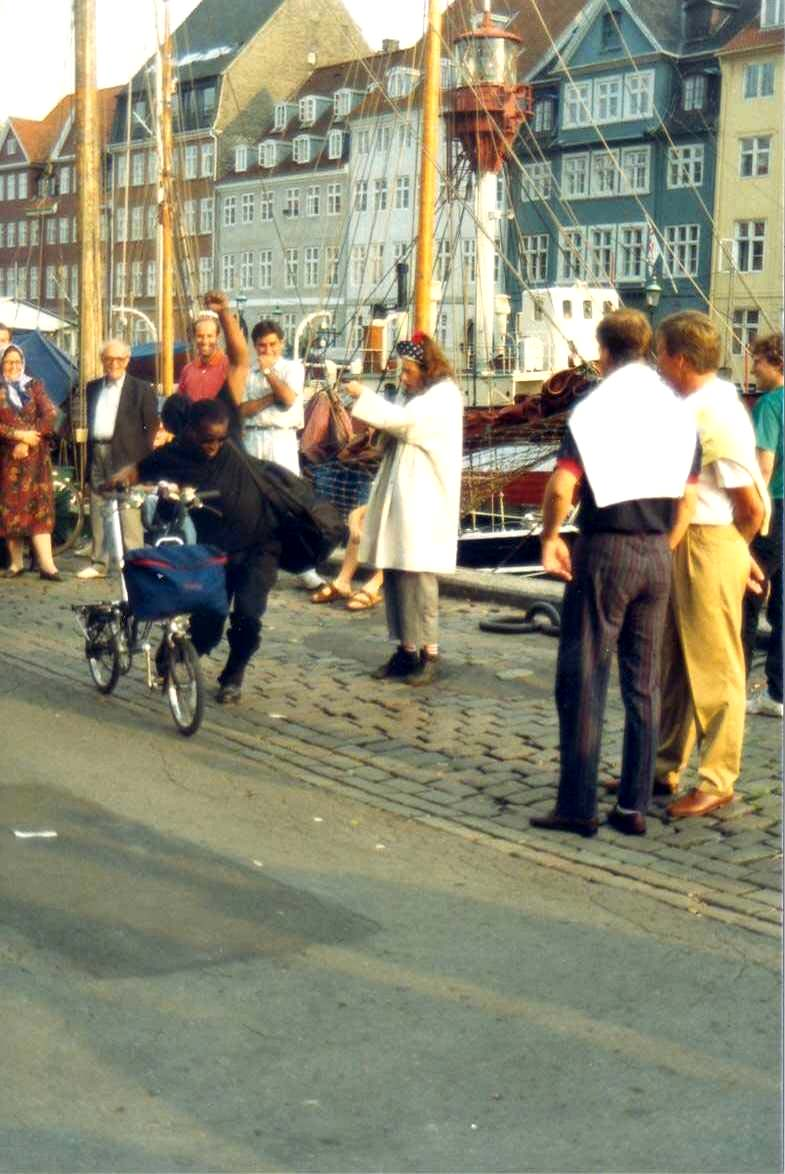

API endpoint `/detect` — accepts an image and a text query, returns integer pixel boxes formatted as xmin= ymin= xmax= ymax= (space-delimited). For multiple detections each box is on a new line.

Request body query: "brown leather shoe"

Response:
xmin=605 ymin=777 xmax=678 ymax=797
xmin=607 ymin=807 xmax=646 ymax=835
xmin=666 ymin=788 xmax=734 ymax=820
xmin=530 ymin=810 xmax=598 ymax=838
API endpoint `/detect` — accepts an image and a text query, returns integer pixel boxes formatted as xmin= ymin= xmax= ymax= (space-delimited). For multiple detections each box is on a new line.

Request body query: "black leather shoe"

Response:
xmin=404 ymin=652 xmax=440 ymax=687
xmin=4 ymin=567 xmax=24 ymax=578
xmin=39 ymin=570 xmax=62 ymax=582
xmin=216 ymin=684 xmax=243 ymax=705
xmin=607 ymin=806 xmax=646 ymax=835
xmin=371 ymin=646 xmax=420 ymax=680
xmin=530 ymin=810 xmax=598 ymax=837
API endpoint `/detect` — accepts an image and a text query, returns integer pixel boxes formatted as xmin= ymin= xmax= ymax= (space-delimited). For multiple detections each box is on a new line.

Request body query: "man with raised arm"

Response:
xmin=177 ymin=291 xmax=249 ymax=438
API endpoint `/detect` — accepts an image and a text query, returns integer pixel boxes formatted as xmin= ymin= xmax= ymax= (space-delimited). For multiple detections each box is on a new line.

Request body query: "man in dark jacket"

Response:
xmin=77 ymin=338 xmax=159 ymax=579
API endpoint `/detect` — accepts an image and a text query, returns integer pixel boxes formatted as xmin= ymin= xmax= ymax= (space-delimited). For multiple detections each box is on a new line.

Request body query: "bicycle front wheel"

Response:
xmin=165 ymin=637 xmax=204 ymax=737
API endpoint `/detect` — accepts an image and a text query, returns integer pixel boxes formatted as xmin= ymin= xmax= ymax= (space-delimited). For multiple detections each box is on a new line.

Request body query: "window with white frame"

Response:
xmin=112 ymin=261 xmax=125 ymax=301
xmin=441 ymin=57 xmax=456 ymax=92
xmin=306 ymin=185 xmax=321 ymax=217
xmin=130 ymin=206 xmax=143 ymax=241
xmin=293 ymin=137 xmax=311 ymax=164
xmin=46 ymin=218 xmax=56 ymax=245
xmin=184 ymin=200 xmax=197 ymax=233
xmin=184 ymin=144 xmax=198 ymax=179
xmin=462 ymin=238 xmax=476 ymax=283
xmin=620 ymin=145 xmax=650 ymax=193
xmin=623 ymin=71 xmax=654 ymax=119
xmin=559 ymin=228 xmax=586 ymax=280
xmin=30 ymin=266 xmax=38 ymax=299
xmin=664 ymin=224 xmax=700 ymax=277
xmin=261 ymin=142 xmax=277 ymax=168
xmin=377 ymin=125 xmax=393 ymax=152
xmin=236 ymin=192 xmax=253 ymax=223
xmin=273 ymin=103 xmax=289 ymax=130
xmin=280 ymin=313 xmax=295 ymax=346
xmin=743 ymin=61 xmax=775 ymax=98
xmin=131 ymin=152 xmax=145 ymax=186
xmin=235 ymin=145 xmax=248 ymax=172
xmin=394 ymin=175 xmax=411 ymax=210
xmin=284 ymin=188 xmax=300 ymax=217
xmin=328 ymin=130 xmax=343 ymax=159
xmin=591 ymin=151 xmax=618 ymax=196
xmin=435 ymin=238 xmax=451 ymax=282
xmin=732 ymin=307 xmax=760 ymax=354
xmin=47 ymin=265 xmax=57 ymax=299
xmin=299 ymin=97 xmax=316 ymax=126
xmin=354 ymin=180 xmax=368 ymax=211
xmin=115 ymin=208 xmax=127 ymax=242
xmin=0 ymin=176 xmax=5 ymax=200
xmin=18 ymin=221 xmax=27 ymax=247
xmin=333 ymin=90 xmax=351 ymax=118
xmin=59 ymin=165 xmax=71 ymax=195
xmin=617 ymin=224 xmax=646 ymax=280
xmin=18 ymin=173 xmax=28 ymax=199
xmin=533 ymin=99 xmax=554 ymax=133
xmin=221 ymin=254 xmax=235 ymax=289
xmin=436 ymin=310 xmax=449 ymax=347
xmin=357 ymin=129 xmax=371 ymax=155
xmin=69 ymin=266 xmax=77 ymax=306
xmin=146 ymin=260 xmax=156 ymax=297
xmin=240 ymin=250 xmax=254 ymax=290
xmin=147 ymin=150 xmax=157 ymax=184
xmin=733 ymin=220 xmax=765 ymax=271
xmin=595 ymin=75 xmax=622 ymax=122
xmin=198 ymin=255 xmax=212 ymax=293
xmin=352 ymin=312 xmax=367 ymax=351
xmin=387 ymin=67 xmax=420 ymax=99
xmin=589 ymin=226 xmax=615 ymax=281
xmin=222 ymin=195 xmax=236 ymax=227
xmin=563 ymin=80 xmax=592 ymax=127
xmin=496 ymin=174 xmax=506 ymax=209
xmin=561 ymin=153 xmax=589 ymax=198
xmin=399 ymin=123 xmax=415 ymax=149
xmin=284 ymin=247 xmax=299 ymax=288
xmin=374 ymin=178 xmax=388 ymax=210
xmin=325 ymin=245 xmax=339 ymax=287
xmin=6 ymin=173 xmax=15 ymax=200
xmin=114 ymin=155 xmax=127 ymax=188
xmin=5 ymin=136 xmax=16 ymax=155
xmin=740 ymin=135 xmax=771 ymax=177
xmin=327 ymin=183 xmax=341 ymax=215
xmin=131 ymin=261 xmax=143 ymax=296
xmin=259 ymin=191 xmax=273 ymax=222
xmin=147 ymin=206 xmax=157 ymax=238
xmin=304 ymin=245 xmax=320 ymax=287
xmin=761 ymin=0 xmax=783 ymax=26
xmin=350 ymin=245 xmax=366 ymax=287
xmin=258 ymin=250 xmax=272 ymax=289
xmin=30 ymin=220 xmax=39 ymax=246
xmin=201 ymin=143 xmax=214 ymax=177
xmin=369 ymin=243 xmax=384 ymax=284
xmin=520 ymin=161 xmax=552 ymax=201
xmin=521 ymin=234 xmax=549 ymax=282
xmin=683 ymin=75 xmax=706 ymax=110
xmin=667 ymin=144 xmax=704 ymax=188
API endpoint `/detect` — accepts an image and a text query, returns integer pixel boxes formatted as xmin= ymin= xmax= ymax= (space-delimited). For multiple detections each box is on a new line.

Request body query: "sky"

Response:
xmin=0 ymin=0 xmax=433 ymax=122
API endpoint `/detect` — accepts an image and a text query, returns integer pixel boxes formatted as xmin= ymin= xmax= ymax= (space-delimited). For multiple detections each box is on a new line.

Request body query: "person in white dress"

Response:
xmin=241 ymin=318 xmax=323 ymax=591
xmin=343 ymin=332 xmax=463 ymax=686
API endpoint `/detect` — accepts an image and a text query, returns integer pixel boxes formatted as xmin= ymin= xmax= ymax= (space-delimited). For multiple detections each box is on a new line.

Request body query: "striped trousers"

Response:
xmin=554 ymin=532 xmax=672 ymax=821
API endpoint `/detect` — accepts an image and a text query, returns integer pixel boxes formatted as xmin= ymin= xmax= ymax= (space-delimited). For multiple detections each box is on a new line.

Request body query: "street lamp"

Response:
xmin=644 ymin=277 xmax=662 ymax=309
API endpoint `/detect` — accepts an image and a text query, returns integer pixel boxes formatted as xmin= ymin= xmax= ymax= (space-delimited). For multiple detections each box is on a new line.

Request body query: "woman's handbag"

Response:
xmin=300 ymin=386 xmax=354 ymax=464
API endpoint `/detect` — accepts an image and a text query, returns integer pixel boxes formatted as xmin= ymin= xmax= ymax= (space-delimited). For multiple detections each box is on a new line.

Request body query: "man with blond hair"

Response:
xmin=655 ymin=311 xmax=769 ymax=818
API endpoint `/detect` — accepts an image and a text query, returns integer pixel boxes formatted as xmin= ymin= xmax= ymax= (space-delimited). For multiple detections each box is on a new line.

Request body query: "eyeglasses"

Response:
xmin=104 ymin=355 xmax=129 ymax=364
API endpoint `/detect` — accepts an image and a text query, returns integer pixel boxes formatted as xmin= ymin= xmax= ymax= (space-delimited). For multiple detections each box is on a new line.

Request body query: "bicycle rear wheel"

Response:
xmin=165 ymin=636 xmax=204 ymax=736
xmin=86 ymin=617 xmax=121 ymax=694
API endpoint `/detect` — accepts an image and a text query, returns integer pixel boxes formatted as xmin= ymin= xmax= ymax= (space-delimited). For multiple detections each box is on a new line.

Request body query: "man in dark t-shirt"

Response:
xmin=110 ymin=398 xmax=280 ymax=705
xmin=530 ymin=310 xmax=700 ymax=839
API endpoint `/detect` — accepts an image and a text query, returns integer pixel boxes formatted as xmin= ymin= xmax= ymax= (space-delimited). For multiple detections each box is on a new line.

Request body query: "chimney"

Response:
xmin=381 ymin=39 xmax=400 ymax=53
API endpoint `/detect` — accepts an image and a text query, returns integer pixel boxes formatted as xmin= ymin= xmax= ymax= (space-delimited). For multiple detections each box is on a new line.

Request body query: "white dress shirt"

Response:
xmin=242 ymin=358 xmax=305 ymax=473
xmin=685 ymin=377 xmax=753 ymax=525
xmin=92 ymin=376 xmax=125 ymax=441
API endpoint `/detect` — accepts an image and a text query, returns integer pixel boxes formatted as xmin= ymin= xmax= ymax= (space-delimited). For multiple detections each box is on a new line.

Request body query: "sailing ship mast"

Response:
xmin=156 ymin=1 xmax=175 ymax=396
xmin=413 ymin=0 xmax=442 ymax=334
xmin=73 ymin=0 xmax=103 ymax=436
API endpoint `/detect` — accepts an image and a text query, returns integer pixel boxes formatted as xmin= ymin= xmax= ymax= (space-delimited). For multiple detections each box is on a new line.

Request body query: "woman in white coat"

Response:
xmin=344 ymin=332 xmax=463 ymax=685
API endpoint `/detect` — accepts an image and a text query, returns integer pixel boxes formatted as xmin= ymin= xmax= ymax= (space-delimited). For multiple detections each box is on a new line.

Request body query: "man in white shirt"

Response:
xmin=76 ymin=339 xmax=159 ymax=579
xmin=241 ymin=318 xmax=322 ymax=590
xmin=654 ymin=312 xmax=768 ymax=819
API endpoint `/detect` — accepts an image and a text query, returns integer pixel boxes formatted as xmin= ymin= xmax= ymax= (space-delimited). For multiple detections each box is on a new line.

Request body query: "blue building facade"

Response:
xmin=510 ymin=0 xmax=759 ymax=324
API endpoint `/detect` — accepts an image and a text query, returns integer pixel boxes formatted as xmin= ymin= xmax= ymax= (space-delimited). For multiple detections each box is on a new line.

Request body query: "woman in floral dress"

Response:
xmin=0 ymin=343 xmax=61 ymax=579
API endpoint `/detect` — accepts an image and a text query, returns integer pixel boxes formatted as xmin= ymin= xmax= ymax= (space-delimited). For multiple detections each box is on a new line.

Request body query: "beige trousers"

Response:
xmin=656 ymin=524 xmax=750 ymax=797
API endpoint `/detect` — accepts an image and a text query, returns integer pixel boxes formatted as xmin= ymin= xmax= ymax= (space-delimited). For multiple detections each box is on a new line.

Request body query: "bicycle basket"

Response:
xmin=123 ymin=544 xmax=229 ymax=621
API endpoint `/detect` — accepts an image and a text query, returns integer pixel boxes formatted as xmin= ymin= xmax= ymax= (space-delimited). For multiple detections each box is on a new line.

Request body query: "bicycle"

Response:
xmin=72 ymin=485 xmax=223 ymax=737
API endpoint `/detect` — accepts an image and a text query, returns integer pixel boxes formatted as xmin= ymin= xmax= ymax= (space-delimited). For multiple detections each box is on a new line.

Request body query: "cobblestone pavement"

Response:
xmin=2 ymin=555 xmax=782 ymax=937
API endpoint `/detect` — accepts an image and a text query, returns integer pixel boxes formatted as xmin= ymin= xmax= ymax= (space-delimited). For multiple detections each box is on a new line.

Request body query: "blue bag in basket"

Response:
xmin=124 ymin=544 xmax=229 ymax=621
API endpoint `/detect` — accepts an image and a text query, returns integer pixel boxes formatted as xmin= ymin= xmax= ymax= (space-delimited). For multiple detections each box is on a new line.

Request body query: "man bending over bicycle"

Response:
xmin=108 ymin=398 xmax=280 ymax=705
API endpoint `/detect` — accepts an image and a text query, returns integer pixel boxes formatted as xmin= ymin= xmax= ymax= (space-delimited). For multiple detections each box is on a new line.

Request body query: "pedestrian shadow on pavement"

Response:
xmin=1 ymin=783 xmax=380 ymax=980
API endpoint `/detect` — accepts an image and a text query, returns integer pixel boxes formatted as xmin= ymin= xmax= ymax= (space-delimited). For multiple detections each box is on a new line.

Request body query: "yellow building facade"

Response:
xmin=712 ymin=13 xmax=784 ymax=386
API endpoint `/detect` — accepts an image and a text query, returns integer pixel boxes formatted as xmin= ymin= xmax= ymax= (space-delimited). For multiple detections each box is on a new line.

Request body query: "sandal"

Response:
xmin=346 ymin=587 xmax=383 ymax=611
xmin=311 ymin=580 xmax=350 ymax=604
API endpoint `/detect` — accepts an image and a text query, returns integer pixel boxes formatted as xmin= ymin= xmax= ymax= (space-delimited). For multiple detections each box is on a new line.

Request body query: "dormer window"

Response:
xmin=328 ymin=129 xmax=344 ymax=159
xmin=333 ymin=88 xmax=363 ymax=118
xmin=387 ymin=67 xmax=420 ymax=99
xmin=273 ymin=102 xmax=296 ymax=131
xmin=260 ymin=140 xmax=291 ymax=168
xmin=293 ymin=136 xmax=311 ymax=164
xmin=761 ymin=0 xmax=783 ymax=24
xmin=299 ymin=97 xmax=316 ymax=126
xmin=5 ymin=137 xmax=17 ymax=156
xmin=601 ymin=9 xmax=622 ymax=47
xmin=683 ymin=74 xmax=706 ymax=110
xmin=234 ymin=144 xmax=248 ymax=172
